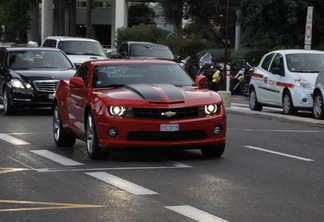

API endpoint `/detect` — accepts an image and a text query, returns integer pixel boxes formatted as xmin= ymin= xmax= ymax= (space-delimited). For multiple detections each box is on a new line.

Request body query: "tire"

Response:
xmin=86 ymin=110 xmax=109 ymax=160
xmin=313 ymin=92 xmax=324 ymax=119
xmin=201 ymin=145 xmax=225 ymax=158
xmin=53 ymin=102 xmax=76 ymax=147
xmin=249 ymin=87 xmax=262 ymax=111
xmin=282 ymin=91 xmax=296 ymax=115
xmin=3 ymin=88 xmax=18 ymax=115
xmin=240 ymin=83 xmax=250 ymax=97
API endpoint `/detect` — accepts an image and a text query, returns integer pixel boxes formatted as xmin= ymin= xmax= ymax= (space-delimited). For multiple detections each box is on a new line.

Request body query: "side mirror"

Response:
xmin=69 ymin=77 xmax=85 ymax=89
xmin=195 ymin=75 xmax=207 ymax=88
xmin=270 ymin=67 xmax=284 ymax=76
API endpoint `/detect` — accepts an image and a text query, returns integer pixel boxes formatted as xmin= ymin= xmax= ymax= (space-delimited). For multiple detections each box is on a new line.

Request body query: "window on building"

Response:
xmin=76 ymin=0 xmax=86 ymax=8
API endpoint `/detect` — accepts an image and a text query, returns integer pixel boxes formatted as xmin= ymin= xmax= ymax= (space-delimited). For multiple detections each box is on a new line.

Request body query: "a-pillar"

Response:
xmin=41 ymin=0 xmax=53 ymax=42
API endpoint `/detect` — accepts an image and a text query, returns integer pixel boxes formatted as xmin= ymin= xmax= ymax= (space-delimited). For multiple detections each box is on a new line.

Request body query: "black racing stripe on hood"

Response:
xmin=123 ymin=84 xmax=162 ymax=100
xmin=123 ymin=84 xmax=186 ymax=100
xmin=154 ymin=84 xmax=186 ymax=100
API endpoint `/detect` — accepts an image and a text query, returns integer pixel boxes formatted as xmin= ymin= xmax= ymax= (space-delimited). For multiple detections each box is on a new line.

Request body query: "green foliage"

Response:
xmin=158 ymin=0 xmax=224 ymax=46
xmin=115 ymin=25 xmax=171 ymax=47
xmin=128 ymin=3 xmax=157 ymax=27
xmin=240 ymin=0 xmax=324 ymax=48
xmin=0 ymin=0 xmax=30 ymax=30
xmin=172 ymin=38 xmax=212 ymax=61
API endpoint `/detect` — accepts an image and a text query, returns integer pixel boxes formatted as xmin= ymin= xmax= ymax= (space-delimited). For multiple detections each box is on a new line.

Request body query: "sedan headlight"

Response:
xmin=204 ymin=104 xmax=218 ymax=115
xmin=109 ymin=106 xmax=126 ymax=117
xmin=295 ymin=78 xmax=313 ymax=89
xmin=11 ymin=79 xmax=33 ymax=89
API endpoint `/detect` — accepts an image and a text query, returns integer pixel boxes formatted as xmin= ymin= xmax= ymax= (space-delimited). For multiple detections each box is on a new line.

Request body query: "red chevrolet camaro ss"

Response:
xmin=53 ymin=59 xmax=226 ymax=160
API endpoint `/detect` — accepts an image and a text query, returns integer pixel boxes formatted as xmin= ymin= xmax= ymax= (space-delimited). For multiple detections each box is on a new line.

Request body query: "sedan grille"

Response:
xmin=132 ymin=107 xmax=201 ymax=120
xmin=33 ymin=80 xmax=59 ymax=93
xmin=127 ymin=130 xmax=207 ymax=141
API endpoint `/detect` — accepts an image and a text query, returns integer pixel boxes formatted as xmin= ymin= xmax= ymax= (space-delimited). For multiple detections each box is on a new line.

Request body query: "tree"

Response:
xmin=241 ymin=0 xmax=324 ymax=48
xmin=158 ymin=0 xmax=226 ymax=47
xmin=0 ymin=0 xmax=30 ymax=42
xmin=128 ymin=3 xmax=157 ymax=27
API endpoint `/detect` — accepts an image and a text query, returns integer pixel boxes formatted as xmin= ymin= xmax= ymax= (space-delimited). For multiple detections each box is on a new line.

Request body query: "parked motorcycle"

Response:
xmin=230 ymin=59 xmax=255 ymax=96
xmin=187 ymin=53 xmax=223 ymax=91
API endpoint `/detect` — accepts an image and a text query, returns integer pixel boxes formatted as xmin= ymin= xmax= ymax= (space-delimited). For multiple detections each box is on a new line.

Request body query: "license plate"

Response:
xmin=160 ymin=124 xmax=179 ymax=131
xmin=48 ymin=94 xmax=54 ymax=99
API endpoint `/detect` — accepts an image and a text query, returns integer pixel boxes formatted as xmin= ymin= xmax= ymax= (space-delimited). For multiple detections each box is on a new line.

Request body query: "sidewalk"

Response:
xmin=226 ymin=106 xmax=324 ymax=128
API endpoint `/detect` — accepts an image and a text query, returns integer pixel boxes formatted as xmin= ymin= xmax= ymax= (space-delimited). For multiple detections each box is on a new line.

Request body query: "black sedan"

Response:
xmin=0 ymin=47 xmax=76 ymax=115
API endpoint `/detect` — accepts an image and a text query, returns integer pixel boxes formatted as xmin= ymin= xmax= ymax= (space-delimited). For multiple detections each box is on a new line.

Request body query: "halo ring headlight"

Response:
xmin=205 ymin=104 xmax=217 ymax=115
xmin=109 ymin=106 xmax=126 ymax=116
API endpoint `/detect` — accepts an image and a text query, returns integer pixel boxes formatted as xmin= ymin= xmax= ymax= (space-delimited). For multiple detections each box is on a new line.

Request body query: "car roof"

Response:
xmin=121 ymin=41 xmax=170 ymax=47
xmin=270 ymin=49 xmax=324 ymax=55
xmin=1 ymin=47 xmax=63 ymax=52
xmin=43 ymin=36 xmax=100 ymax=42
xmin=85 ymin=59 xmax=178 ymax=66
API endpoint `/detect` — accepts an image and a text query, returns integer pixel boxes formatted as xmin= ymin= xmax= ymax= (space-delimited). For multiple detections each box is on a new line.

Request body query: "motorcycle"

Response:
xmin=230 ymin=59 xmax=255 ymax=96
xmin=186 ymin=53 xmax=223 ymax=91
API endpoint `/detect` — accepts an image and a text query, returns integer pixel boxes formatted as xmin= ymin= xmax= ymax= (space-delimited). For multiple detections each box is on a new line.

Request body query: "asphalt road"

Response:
xmin=0 ymin=100 xmax=323 ymax=222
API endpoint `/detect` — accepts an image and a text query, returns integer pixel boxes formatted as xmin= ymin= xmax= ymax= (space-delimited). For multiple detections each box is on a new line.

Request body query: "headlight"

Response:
xmin=10 ymin=79 xmax=33 ymax=89
xmin=109 ymin=106 xmax=126 ymax=117
xmin=11 ymin=79 xmax=25 ymax=88
xmin=204 ymin=104 xmax=218 ymax=115
xmin=295 ymin=78 xmax=313 ymax=89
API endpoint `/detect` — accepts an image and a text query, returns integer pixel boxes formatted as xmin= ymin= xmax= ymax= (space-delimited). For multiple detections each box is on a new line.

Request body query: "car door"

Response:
xmin=67 ymin=65 xmax=90 ymax=131
xmin=263 ymin=53 xmax=285 ymax=105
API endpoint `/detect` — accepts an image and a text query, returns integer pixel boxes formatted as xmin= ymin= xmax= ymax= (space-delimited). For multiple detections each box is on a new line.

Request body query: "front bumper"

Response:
xmin=10 ymin=88 xmax=55 ymax=107
xmin=95 ymin=111 xmax=227 ymax=150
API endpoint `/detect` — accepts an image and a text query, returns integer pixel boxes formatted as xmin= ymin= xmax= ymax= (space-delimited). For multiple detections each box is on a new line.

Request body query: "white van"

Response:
xmin=41 ymin=36 xmax=107 ymax=68
xmin=249 ymin=49 xmax=324 ymax=115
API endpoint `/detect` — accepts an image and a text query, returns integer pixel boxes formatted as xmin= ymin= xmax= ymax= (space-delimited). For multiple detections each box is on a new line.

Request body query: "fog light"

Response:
xmin=108 ymin=127 xmax=119 ymax=137
xmin=214 ymin=126 xmax=222 ymax=135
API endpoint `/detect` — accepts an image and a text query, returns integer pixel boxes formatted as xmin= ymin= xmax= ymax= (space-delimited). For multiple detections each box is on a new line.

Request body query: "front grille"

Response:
xmin=127 ymin=130 xmax=207 ymax=141
xmin=33 ymin=80 xmax=59 ymax=92
xmin=132 ymin=107 xmax=201 ymax=120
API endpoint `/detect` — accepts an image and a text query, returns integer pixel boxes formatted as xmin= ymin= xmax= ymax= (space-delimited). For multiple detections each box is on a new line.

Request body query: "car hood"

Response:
xmin=12 ymin=69 xmax=76 ymax=81
xmin=97 ymin=83 xmax=221 ymax=105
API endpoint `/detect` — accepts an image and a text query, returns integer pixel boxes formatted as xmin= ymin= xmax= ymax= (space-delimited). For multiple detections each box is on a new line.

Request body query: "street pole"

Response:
xmin=223 ymin=0 xmax=229 ymax=91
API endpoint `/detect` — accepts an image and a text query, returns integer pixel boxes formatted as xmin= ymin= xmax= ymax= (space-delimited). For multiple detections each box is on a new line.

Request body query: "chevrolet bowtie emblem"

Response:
xmin=161 ymin=111 xmax=176 ymax=117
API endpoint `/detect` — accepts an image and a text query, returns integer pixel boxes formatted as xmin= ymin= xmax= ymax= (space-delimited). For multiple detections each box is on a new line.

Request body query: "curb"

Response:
xmin=226 ymin=107 xmax=324 ymax=128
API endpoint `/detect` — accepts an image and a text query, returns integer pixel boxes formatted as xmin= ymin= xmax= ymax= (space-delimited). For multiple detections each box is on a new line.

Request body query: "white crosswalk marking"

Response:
xmin=30 ymin=150 xmax=84 ymax=166
xmin=0 ymin=133 xmax=30 ymax=145
xmin=86 ymin=172 xmax=157 ymax=195
xmin=165 ymin=205 xmax=229 ymax=222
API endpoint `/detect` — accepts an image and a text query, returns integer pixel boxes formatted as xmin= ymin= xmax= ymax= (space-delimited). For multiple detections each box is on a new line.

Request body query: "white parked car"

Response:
xmin=249 ymin=49 xmax=324 ymax=115
xmin=313 ymin=66 xmax=324 ymax=119
xmin=41 ymin=36 xmax=107 ymax=68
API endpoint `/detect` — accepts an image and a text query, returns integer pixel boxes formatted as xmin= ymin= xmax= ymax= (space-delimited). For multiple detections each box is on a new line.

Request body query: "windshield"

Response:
xmin=92 ymin=63 xmax=194 ymax=88
xmin=8 ymin=50 xmax=74 ymax=70
xmin=130 ymin=44 xmax=175 ymax=60
xmin=286 ymin=53 xmax=324 ymax=73
xmin=58 ymin=41 xmax=105 ymax=56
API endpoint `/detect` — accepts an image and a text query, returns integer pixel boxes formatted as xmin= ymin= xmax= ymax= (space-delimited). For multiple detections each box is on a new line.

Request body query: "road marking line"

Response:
xmin=0 ymin=167 xmax=31 ymax=174
xmin=165 ymin=205 xmax=229 ymax=222
xmin=86 ymin=172 xmax=157 ymax=195
xmin=0 ymin=200 xmax=105 ymax=212
xmin=244 ymin=146 xmax=314 ymax=161
xmin=37 ymin=163 xmax=191 ymax=173
xmin=0 ymin=133 xmax=29 ymax=145
xmin=30 ymin=150 xmax=84 ymax=166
